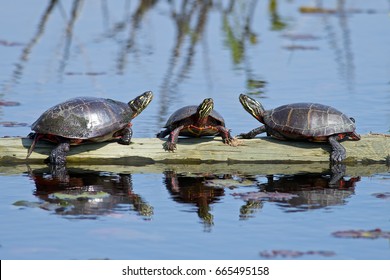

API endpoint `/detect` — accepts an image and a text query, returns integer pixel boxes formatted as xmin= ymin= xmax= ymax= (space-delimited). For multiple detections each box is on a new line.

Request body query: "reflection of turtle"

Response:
xmin=259 ymin=173 xmax=359 ymax=211
xmin=238 ymin=94 xmax=360 ymax=162
xmin=27 ymin=91 xmax=153 ymax=165
xmin=163 ymin=171 xmax=225 ymax=227
xmin=232 ymin=171 xmax=359 ymax=217
xmin=157 ymin=98 xmax=235 ymax=151
xmin=26 ymin=167 xmax=153 ymax=218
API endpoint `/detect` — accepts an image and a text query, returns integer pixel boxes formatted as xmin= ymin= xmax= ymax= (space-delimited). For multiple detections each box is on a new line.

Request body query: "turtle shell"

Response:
xmin=163 ymin=105 xmax=226 ymax=127
xmin=32 ymin=97 xmax=133 ymax=141
xmin=263 ymin=103 xmax=356 ymax=140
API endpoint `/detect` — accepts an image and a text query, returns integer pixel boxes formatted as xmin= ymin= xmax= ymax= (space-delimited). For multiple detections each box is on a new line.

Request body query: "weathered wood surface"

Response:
xmin=0 ymin=134 xmax=389 ymax=164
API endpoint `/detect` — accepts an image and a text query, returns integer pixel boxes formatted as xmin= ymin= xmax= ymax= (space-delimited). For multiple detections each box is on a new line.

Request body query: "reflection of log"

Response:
xmin=0 ymin=163 xmax=387 ymax=178
xmin=0 ymin=134 xmax=389 ymax=164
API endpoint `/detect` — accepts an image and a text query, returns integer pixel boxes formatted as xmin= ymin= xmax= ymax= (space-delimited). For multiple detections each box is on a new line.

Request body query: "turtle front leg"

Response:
xmin=328 ymin=135 xmax=346 ymax=162
xmin=118 ymin=126 xmax=133 ymax=145
xmin=238 ymin=125 xmax=266 ymax=139
xmin=216 ymin=125 xmax=235 ymax=145
xmin=47 ymin=142 xmax=70 ymax=166
xmin=164 ymin=125 xmax=184 ymax=152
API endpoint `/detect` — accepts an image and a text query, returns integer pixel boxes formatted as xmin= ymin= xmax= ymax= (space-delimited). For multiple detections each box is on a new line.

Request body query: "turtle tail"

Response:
xmin=26 ymin=133 xmax=39 ymax=159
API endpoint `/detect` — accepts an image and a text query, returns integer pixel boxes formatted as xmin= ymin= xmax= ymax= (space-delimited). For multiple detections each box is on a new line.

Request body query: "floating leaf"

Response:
xmin=260 ymin=249 xmax=335 ymax=258
xmin=0 ymin=101 xmax=21 ymax=106
xmin=0 ymin=39 xmax=24 ymax=47
xmin=332 ymin=228 xmax=390 ymax=239
xmin=281 ymin=33 xmax=321 ymax=41
xmin=65 ymin=72 xmax=106 ymax=76
xmin=231 ymin=191 xmax=298 ymax=201
xmin=299 ymin=6 xmax=377 ymax=14
xmin=204 ymin=178 xmax=254 ymax=189
xmin=0 ymin=121 xmax=29 ymax=127
xmin=299 ymin=6 xmax=336 ymax=14
xmin=283 ymin=45 xmax=319 ymax=51
xmin=372 ymin=192 xmax=390 ymax=200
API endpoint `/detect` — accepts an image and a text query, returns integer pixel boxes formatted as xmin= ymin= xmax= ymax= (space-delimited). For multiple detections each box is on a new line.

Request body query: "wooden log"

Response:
xmin=0 ymin=134 xmax=389 ymax=164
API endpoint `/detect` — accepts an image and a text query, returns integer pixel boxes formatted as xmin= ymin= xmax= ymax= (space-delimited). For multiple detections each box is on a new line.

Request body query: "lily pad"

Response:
xmin=332 ymin=228 xmax=390 ymax=239
xmin=13 ymin=200 xmax=41 ymax=208
xmin=53 ymin=191 xmax=110 ymax=200
xmin=12 ymin=200 xmax=69 ymax=211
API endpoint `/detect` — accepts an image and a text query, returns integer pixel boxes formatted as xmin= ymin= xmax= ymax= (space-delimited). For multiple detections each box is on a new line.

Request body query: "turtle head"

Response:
xmin=128 ymin=91 xmax=153 ymax=118
xmin=197 ymin=98 xmax=214 ymax=121
xmin=239 ymin=94 xmax=265 ymax=123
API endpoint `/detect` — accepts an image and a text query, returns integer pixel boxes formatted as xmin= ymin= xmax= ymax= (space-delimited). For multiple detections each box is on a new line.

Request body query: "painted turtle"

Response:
xmin=26 ymin=91 xmax=153 ymax=165
xmin=238 ymin=94 xmax=360 ymax=162
xmin=157 ymin=98 xmax=235 ymax=151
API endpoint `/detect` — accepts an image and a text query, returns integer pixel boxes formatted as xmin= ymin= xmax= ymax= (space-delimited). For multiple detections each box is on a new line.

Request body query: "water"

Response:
xmin=1 ymin=0 xmax=390 ymax=260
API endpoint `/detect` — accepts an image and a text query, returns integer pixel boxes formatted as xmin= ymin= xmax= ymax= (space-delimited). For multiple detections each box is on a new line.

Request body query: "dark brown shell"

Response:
xmin=264 ymin=103 xmax=356 ymax=138
xmin=32 ymin=97 xmax=133 ymax=140
xmin=163 ymin=105 xmax=225 ymax=127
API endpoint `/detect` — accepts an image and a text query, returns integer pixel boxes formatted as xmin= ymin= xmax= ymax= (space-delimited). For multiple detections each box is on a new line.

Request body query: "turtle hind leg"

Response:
xmin=117 ymin=126 xmax=133 ymax=145
xmin=46 ymin=141 xmax=70 ymax=166
xmin=237 ymin=125 xmax=266 ymax=139
xmin=328 ymin=135 xmax=346 ymax=162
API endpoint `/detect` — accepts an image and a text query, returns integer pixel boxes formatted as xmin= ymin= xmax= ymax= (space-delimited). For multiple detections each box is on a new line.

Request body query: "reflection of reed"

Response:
xmin=268 ymin=0 xmax=287 ymax=31
xmin=337 ymin=0 xmax=355 ymax=92
xmin=159 ymin=1 xmax=212 ymax=123
xmin=58 ymin=0 xmax=84 ymax=76
xmin=20 ymin=0 xmax=58 ymax=63
xmin=116 ymin=0 xmax=158 ymax=74
xmin=321 ymin=0 xmax=355 ymax=92
xmin=2 ymin=0 xmax=263 ymax=103
xmin=1 ymin=0 xmax=58 ymax=94
xmin=221 ymin=0 xmax=266 ymax=95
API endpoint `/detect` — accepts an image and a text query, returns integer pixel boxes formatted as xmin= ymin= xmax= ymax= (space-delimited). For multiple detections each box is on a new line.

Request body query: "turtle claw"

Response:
xmin=163 ymin=142 xmax=177 ymax=152
xmin=223 ymin=137 xmax=241 ymax=147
